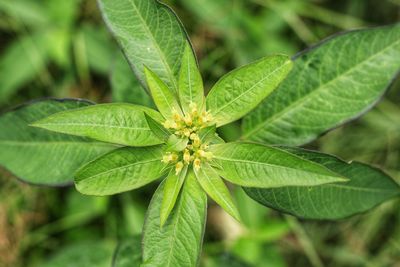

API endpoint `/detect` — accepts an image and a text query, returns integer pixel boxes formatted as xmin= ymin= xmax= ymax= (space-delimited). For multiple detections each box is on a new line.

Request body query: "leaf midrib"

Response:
xmin=0 ymin=141 xmax=111 ymax=146
xmin=36 ymin=122 xmax=151 ymax=131
xmin=213 ymin=155 xmax=339 ymax=179
xmin=243 ymin=37 xmax=400 ymax=138
xmin=165 ymin=184 xmax=185 ymax=267
xmin=126 ymin=0 xmax=178 ymax=91
xmin=78 ymin=158 xmax=161 ymax=181
xmin=326 ymin=183 xmax=399 ymax=194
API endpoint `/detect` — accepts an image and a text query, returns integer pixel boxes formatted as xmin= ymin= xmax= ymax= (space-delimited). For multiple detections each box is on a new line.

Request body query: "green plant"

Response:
xmin=0 ymin=0 xmax=399 ymax=266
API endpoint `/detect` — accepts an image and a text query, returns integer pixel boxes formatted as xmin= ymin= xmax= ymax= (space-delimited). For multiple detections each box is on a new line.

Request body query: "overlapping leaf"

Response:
xmin=32 ymin=103 xmax=164 ymax=147
xmin=98 ymin=0 xmax=189 ymax=92
xmin=178 ymin=42 xmax=204 ymax=113
xmin=194 ymin=163 xmax=241 ymax=221
xmin=244 ymin=148 xmax=400 ymax=219
xmin=144 ymin=67 xmax=182 ymax=119
xmin=0 ymin=99 xmax=114 ymax=185
xmin=142 ymin=172 xmax=207 ymax=267
xmin=75 ymin=145 xmax=165 ymax=196
xmin=206 ymin=55 xmax=292 ymax=126
xmin=243 ymin=24 xmax=400 ymax=145
xmin=210 ymin=142 xmax=347 ymax=188
xmin=160 ymin=166 xmax=188 ymax=226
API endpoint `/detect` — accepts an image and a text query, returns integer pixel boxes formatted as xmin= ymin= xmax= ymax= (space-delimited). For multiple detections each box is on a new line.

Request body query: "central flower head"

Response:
xmin=161 ymin=103 xmax=214 ymax=175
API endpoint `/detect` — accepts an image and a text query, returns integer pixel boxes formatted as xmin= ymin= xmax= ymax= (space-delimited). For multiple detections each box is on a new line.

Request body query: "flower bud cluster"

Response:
xmin=161 ymin=103 xmax=214 ymax=174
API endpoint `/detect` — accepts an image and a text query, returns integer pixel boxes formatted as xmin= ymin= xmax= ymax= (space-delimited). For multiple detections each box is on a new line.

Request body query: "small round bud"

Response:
xmin=193 ymin=138 xmax=201 ymax=148
xmin=193 ymin=158 xmax=201 ymax=171
xmin=171 ymin=153 xmax=179 ymax=162
xmin=184 ymin=114 xmax=193 ymax=126
xmin=183 ymin=149 xmax=191 ymax=163
xmin=175 ymin=161 xmax=184 ymax=175
xmin=183 ymin=128 xmax=191 ymax=137
xmin=190 ymin=133 xmax=199 ymax=141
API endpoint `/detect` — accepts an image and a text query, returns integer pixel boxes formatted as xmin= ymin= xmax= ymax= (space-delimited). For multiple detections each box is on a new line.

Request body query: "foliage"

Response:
xmin=0 ymin=0 xmax=399 ymax=266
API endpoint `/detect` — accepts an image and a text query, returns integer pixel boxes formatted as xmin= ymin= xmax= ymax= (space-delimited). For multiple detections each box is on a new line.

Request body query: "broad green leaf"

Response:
xmin=0 ymin=99 xmax=114 ymax=186
xmin=160 ymin=166 xmax=188 ymax=226
xmin=111 ymin=51 xmax=155 ymax=107
xmin=32 ymin=103 xmax=163 ymax=147
xmin=198 ymin=125 xmax=217 ymax=143
xmin=178 ymin=42 xmax=205 ymax=114
xmin=166 ymin=134 xmax=189 ymax=152
xmin=242 ymin=24 xmax=400 ymax=145
xmin=75 ymin=145 xmax=165 ymax=196
xmin=112 ymin=236 xmax=142 ymax=267
xmin=0 ymin=32 xmax=49 ymax=103
xmin=145 ymin=113 xmax=171 ymax=142
xmin=142 ymin=171 xmax=207 ymax=267
xmin=206 ymin=55 xmax=293 ymax=126
xmin=194 ymin=163 xmax=241 ymax=221
xmin=42 ymin=241 xmax=115 ymax=267
xmin=98 ymin=0 xmax=189 ymax=92
xmin=209 ymin=142 xmax=347 ymax=188
xmin=144 ymin=67 xmax=183 ymax=119
xmin=244 ymin=148 xmax=400 ymax=219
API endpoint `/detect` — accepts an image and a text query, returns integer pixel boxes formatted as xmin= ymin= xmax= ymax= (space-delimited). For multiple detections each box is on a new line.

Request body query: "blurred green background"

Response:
xmin=0 ymin=0 xmax=399 ymax=266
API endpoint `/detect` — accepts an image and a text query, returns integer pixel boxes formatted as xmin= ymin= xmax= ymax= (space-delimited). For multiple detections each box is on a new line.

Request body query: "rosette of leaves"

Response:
xmin=23 ymin=42 xmax=349 ymax=265
xmin=0 ymin=0 xmax=399 ymax=266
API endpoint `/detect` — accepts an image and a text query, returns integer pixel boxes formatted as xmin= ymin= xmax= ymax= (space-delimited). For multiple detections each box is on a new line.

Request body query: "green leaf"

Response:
xmin=42 ymin=241 xmax=115 ymax=267
xmin=0 ymin=99 xmax=114 ymax=186
xmin=244 ymin=147 xmax=400 ymax=219
xmin=243 ymin=24 xmax=400 ymax=145
xmin=178 ymin=41 xmax=205 ymax=114
xmin=142 ymin=171 xmax=207 ymax=267
xmin=206 ymin=55 xmax=293 ymax=126
xmin=144 ymin=67 xmax=183 ymax=119
xmin=111 ymin=51 xmax=155 ymax=107
xmin=194 ymin=163 xmax=241 ymax=221
xmin=112 ymin=236 xmax=142 ymax=267
xmin=209 ymin=142 xmax=347 ymax=188
xmin=32 ymin=103 xmax=164 ymax=147
xmin=166 ymin=135 xmax=189 ymax=152
xmin=160 ymin=166 xmax=188 ymax=226
xmin=98 ymin=0 xmax=189 ymax=92
xmin=75 ymin=145 xmax=165 ymax=196
xmin=145 ymin=113 xmax=171 ymax=142
xmin=198 ymin=125 xmax=217 ymax=143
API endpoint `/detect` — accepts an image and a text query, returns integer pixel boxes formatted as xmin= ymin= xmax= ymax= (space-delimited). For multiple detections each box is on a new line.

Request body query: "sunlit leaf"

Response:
xmin=98 ymin=0 xmax=189 ymax=92
xmin=160 ymin=166 xmax=188 ymax=226
xmin=32 ymin=103 xmax=164 ymax=147
xmin=178 ymin=41 xmax=204 ymax=114
xmin=243 ymin=24 xmax=400 ymax=145
xmin=210 ymin=142 xmax=347 ymax=188
xmin=75 ymin=145 xmax=165 ymax=196
xmin=194 ymin=163 xmax=241 ymax=221
xmin=206 ymin=55 xmax=292 ymax=126
xmin=142 ymin=171 xmax=207 ymax=266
